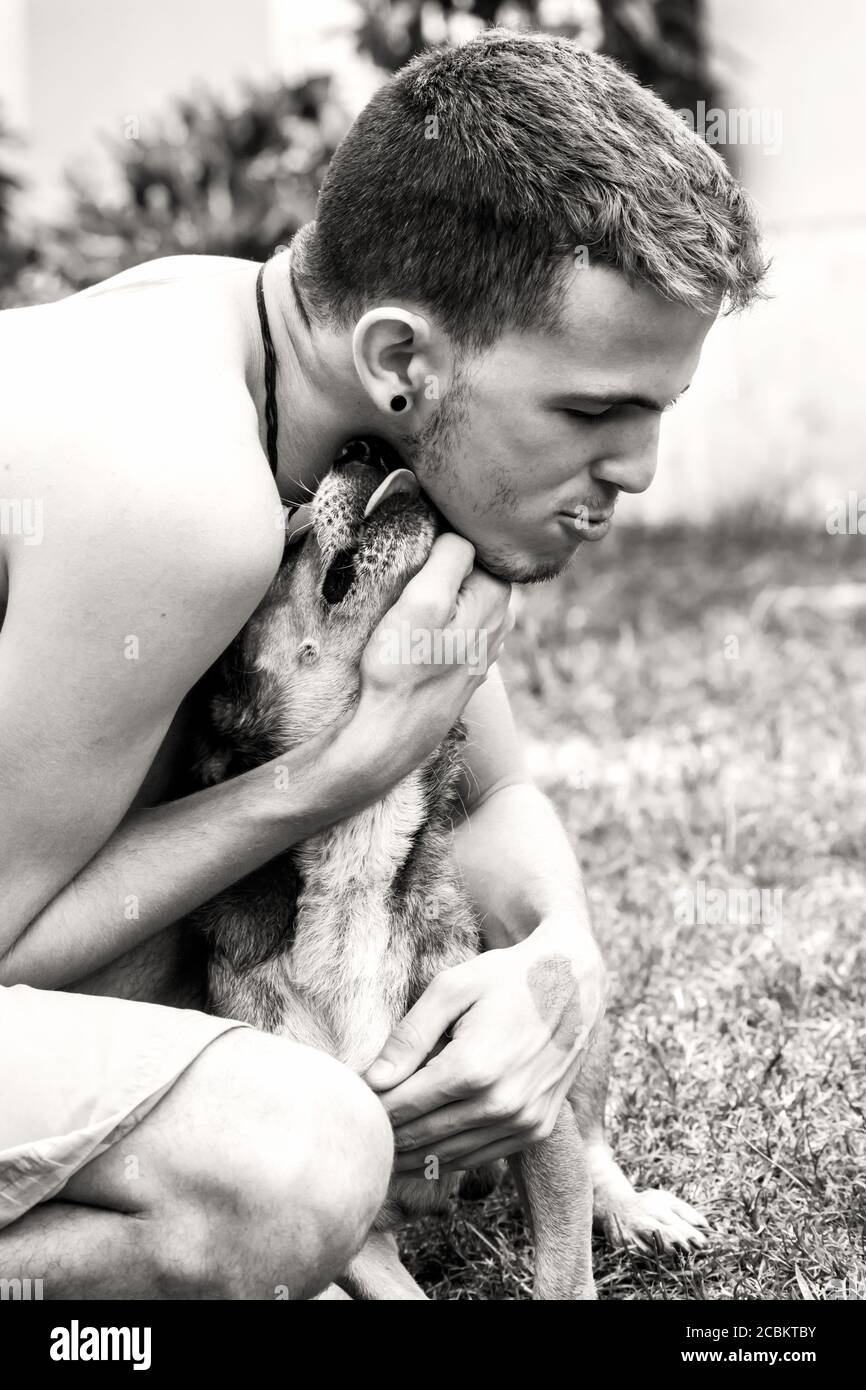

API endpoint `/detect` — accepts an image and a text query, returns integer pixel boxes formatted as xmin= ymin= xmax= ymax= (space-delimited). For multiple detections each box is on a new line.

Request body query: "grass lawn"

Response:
xmin=401 ymin=520 xmax=866 ymax=1300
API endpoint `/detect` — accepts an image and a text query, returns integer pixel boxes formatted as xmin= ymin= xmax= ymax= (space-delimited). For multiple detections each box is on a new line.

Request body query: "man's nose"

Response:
xmin=590 ymin=439 xmax=659 ymax=496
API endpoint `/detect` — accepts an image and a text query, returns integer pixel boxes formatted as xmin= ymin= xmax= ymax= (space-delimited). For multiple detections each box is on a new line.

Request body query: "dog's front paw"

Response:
xmin=601 ymin=1188 xmax=709 ymax=1254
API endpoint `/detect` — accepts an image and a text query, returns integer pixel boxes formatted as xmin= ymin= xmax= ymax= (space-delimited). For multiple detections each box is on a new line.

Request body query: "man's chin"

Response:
xmin=472 ymin=537 xmax=583 ymax=585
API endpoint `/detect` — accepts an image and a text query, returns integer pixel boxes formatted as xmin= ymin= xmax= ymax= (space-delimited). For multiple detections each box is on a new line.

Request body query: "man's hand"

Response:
xmin=352 ymin=533 xmax=513 ymax=794
xmin=364 ymin=916 xmax=607 ymax=1174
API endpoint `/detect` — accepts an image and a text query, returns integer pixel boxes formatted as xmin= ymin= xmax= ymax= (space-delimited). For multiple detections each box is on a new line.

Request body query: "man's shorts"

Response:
xmin=0 ymin=984 xmax=248 ymax=1230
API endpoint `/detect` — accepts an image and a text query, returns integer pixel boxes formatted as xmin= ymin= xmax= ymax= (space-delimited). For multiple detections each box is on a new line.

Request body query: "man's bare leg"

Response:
xmin=0 ymin=1029 xmax=393 ymax=1299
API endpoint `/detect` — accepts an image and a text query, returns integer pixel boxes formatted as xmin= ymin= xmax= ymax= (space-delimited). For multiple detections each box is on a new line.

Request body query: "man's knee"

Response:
xmin=150 ymin=1031 xmax=393 ymax=1298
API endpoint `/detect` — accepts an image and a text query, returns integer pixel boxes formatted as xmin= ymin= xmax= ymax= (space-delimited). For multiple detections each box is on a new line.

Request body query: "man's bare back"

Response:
xmin=0 ymin=252 xmax=285 ymax=748
xmin=0 ymin=259 xmax=295 ymax=1004
xmin=0 ymin=259 xmax=305 ymax=973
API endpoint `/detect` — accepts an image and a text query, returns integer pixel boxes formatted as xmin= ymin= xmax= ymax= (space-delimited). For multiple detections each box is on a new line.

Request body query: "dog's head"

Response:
xmin=232 ymin=441 xmax=440 ymax=751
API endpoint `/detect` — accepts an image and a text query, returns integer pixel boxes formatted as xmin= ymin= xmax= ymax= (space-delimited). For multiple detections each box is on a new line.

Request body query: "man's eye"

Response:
xmin=565 ymin=408 xmax=609 ymax=422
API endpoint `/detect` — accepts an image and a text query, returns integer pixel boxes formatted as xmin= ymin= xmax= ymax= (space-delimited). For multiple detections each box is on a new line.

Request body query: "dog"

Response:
xmin=179 ymin=438 xmax=708 ymax=1299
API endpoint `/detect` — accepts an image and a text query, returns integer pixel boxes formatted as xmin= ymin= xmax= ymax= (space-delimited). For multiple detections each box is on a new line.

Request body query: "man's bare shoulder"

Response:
xmin=0 ymin=258 xmax=284 ymax=659
xmin=2 ymin=255 xmax=260 ymax=436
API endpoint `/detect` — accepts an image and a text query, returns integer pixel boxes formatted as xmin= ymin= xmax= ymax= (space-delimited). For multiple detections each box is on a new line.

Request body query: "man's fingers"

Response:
xmin=393 ymin=1095 xmax=493 ymax=1152
xmin=375 ymin=1028 xmax=502 ymax=1124
xmin=454 ymin=570 xmax=512 ymax=671
xmin=401 ymin=534 xmax=511 ymax=632
xmin=364 ymin=971 xmax=471 ymax=1093
xmin=399 ymin=1130 xmax=535 ymax=1177
xmin=456 ymin=566 xmax=512 ymax=629
xmin=394 ymin=1121 xmax=513 ymax=1172
xmin=364 ymin=1015 xmax=444 ymax=1093
xmin=438 ymin=1136 xmax=530 ymax=1174
xmin=400 ymin=533 xmax=477 ymax=619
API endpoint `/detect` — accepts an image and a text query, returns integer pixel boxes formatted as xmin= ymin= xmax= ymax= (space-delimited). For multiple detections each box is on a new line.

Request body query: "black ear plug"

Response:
xmin=390 ymin=394 xmax=408 ymax=412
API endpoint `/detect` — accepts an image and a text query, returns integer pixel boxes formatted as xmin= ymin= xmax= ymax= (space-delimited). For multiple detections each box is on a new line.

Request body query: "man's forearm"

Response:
xmin=1 ymin=715 xmax=372 ymax=989
xmin=451 ymin=780 xmax=593 ymax=948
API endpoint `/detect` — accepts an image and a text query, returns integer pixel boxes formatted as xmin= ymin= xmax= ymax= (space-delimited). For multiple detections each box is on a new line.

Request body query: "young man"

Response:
xmin=0 ymin=29 xmax=764 ymax=1297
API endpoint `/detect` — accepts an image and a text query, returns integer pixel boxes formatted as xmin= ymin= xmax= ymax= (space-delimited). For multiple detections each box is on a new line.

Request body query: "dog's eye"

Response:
xmin=321 ymin=549 xmax=357 ymax=605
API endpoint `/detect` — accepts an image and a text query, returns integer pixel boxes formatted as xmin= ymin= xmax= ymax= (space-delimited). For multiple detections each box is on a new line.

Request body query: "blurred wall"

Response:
xmin=644 ymin=0 xmax=865 ymax=524
xmin=0 ymin=0 xmax=379 ymax=212
xmin=0 ymin=0 xmax=28 ymax=135
xmin=0 ymin=0 xmax=306 ymax=214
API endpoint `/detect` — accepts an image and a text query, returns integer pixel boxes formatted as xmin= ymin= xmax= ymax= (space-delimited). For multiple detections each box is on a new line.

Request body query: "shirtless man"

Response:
xmin=0 ymin=30 xmax=764 ymax=1298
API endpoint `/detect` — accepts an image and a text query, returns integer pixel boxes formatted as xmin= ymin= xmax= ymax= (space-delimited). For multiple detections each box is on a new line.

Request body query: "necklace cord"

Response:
xmin=255 ymin=262 xmax=280 ymax=479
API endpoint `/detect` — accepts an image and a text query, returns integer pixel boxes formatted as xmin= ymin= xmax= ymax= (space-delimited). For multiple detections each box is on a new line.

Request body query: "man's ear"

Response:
xmin=352 ymin=308 xmax=453 ymax=425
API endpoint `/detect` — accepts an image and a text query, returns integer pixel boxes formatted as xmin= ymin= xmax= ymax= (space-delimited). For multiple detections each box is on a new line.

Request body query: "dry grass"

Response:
xmin=400 ymin=520 xmax=866 ymax=1300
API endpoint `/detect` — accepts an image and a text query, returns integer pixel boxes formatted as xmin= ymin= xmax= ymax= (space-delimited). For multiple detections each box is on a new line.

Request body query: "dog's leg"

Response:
xmin=569 ymin=1020 xmax=709 ymax=1253
xmin=509 ymin=1101 xmax=596 ymax=1300
xmin=336 ymin=1232 xmax=429 ymax=1301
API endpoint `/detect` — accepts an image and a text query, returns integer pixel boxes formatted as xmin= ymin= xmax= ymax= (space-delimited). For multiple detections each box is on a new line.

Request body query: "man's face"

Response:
xmin=407 ymin=263 xmax=717 ymax=582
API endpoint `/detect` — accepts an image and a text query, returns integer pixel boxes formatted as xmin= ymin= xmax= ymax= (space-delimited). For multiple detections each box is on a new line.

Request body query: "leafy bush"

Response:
xmin=2 ymin=0 xmax=718 ymax=303
xmin=356 ymin=0 xmax=717 ymax=113
xmin=47 ymin=76 xmax=344 ymax=291
xmin=0 ymin=108 xmax=39 ymax=303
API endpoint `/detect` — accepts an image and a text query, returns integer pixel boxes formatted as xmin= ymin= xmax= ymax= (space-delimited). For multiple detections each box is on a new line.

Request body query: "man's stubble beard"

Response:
xmin=403 ymin=372 xmax=577 ymax=586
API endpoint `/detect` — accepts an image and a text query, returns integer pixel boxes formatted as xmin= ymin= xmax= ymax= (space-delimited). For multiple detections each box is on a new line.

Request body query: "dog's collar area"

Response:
xmin=256 ymin=262 xmax=280 ymax=478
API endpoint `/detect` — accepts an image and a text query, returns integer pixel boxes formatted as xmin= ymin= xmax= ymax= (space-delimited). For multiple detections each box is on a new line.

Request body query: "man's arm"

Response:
xmin=449 ymin=666 xmax=594 ymax=946
xmin=366 ymin=667 xmax=608 ymax=1173
xmin=2 ymin=716 xmax=370 ymax=989
xmin=0 ymin=466 xmax=328 ymax=987
xmin=0 ymin=482 xmax=508 ymax=989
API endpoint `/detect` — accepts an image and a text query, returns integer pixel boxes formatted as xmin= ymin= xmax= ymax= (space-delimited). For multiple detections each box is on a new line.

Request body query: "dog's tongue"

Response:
xmin=363 ymin=468 xmax=420 ymax=518
xmin=284 ymin=503 xmax=314 ymax=545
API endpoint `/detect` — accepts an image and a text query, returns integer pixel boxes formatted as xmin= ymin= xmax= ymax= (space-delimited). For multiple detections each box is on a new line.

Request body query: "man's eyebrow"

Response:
xmin=561 ymin=385 xmax=691 ymax=412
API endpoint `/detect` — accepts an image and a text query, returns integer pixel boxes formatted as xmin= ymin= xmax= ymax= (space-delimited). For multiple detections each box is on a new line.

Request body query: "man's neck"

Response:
xmin=252 ymin=256 xmax=393 ymax=506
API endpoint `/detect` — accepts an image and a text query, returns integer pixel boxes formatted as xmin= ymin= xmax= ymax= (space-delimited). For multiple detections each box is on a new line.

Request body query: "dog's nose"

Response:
xmin=333 ymin=439 xmax=379 ymax=468
xmin=332 ymin=439 xmax=388 ymax=486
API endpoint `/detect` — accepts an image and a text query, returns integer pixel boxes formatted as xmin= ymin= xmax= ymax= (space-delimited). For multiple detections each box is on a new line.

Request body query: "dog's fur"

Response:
xmin=177 ymin=440 xmax=707 ymax=1298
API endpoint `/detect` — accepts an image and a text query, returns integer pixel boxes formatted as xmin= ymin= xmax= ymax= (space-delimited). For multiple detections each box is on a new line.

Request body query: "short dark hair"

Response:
xmin=296 ymin=28 xmax=767 ymax=351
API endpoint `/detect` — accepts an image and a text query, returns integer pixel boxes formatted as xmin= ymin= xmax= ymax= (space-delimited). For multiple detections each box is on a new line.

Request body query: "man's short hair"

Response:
xmin=296 ymin=27 xmax=767 ymax=351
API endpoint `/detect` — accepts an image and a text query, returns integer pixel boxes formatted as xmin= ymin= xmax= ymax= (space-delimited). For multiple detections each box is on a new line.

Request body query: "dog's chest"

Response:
xmin=284 ymin=756 xmax=478 ymax=1074
xmin=286 ymin=775 xmax=431 ymax=1065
